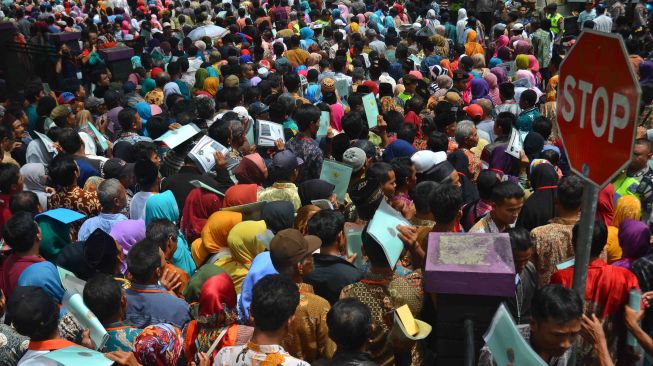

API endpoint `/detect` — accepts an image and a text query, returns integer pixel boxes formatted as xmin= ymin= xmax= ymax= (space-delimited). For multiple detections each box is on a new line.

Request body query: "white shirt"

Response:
xmin=592 ymin=14 xmax=613 ymax=33
xmin=18 ymin=350 xmax=59 ymax=366
xmin=129 ymin=191 xmax=154 ymax=220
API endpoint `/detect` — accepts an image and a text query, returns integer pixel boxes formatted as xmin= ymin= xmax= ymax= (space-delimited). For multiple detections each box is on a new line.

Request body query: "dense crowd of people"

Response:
xmin=0 ymin=0 xmax=652 ymax=365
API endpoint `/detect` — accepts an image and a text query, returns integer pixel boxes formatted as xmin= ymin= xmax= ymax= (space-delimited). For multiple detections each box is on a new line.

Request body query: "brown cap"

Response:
xmin=321 ymin=77 xmax=335 ymax=93
xmin=224 ymin=75 xmax=240 ymax=88
xmin=270 ymin=229 xmax=321 ymax=270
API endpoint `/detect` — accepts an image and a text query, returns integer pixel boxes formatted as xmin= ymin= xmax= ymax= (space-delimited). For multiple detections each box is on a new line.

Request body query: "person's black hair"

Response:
xmin=167 ymin=60 xmax=180 ymax=76
xmin=367 ymin=162 xmax=394 ymax=184
xmin=520 ymin=89 xmax=537 ymax=107
xmin=118 ymin=107 xmax=138 ymax=131
xmin=397 ymin=123 xmax=417 ymax=144
xmin=0 ymin=162 xmax=20 ymax=193
xmin=307 ymin=209 xmax=345 ymax=247
xmin=499 ymin=82 xmax=515 ymax=100
xmin=490 ymin=181 xmax=524 ymax=203
xmin=572 ymin=219 xmax=608 ymax=258
xmin=146 ymin=115 xmax=168 ymax=140
xmin=477 ymin=170 xmax=499 ymax=200
xmin=285 ymin=74 xmax=301 ymax=93
xmin=25 ymin=82 xmax=43 ymax=103
xmin=429 ymin=184 xmax=463 ymax=224
xmin=83 ymin=273 xmax=123 ymax=324
xmin=294 ymin=104 xmax=321 ymax=132
xmin=495 ymin=112 xmax=516 ymax=134
xmin=434 ymin=111 xmax=457 ymax=133
xmin=532 ymin=117 xmax=552 ymax=140
xmin=58 ymin=127 xmax=82 ymax=154
xmin=146 ymin=218 xmax=178 ymax=253
xmin=583 ymin=20 xmax=595 ymax=29
xmin=10 ymin=191 xmax=40 ymax=215
xmin=412 ymin=181 xmax=438 ymax=215
xmin=127 ymin=239 xmax=162 ymax=283
xmin=132 ymin=141 xmax=158 ymax=163
xmin=134 ymin=158 xmax=158 ymax=188
xmin=48 ymin=153 xmax=78 ymax=187
xmin=361 ymin=224 xmax=390 ymax=267
xmin=251 ymin=274 xmax=300 ymax=332
xmin=173 ymin=99 xmax=198 ymax=125
xmin=427 ymin=131 xmax=449 ymax=152
xmin=541 ymin=149 xmax=560 ymax=166
xmin=391 ymin=157 xmax=414 ymax=190
xmin=508 ymin=226 xmax=533 ymax=252
xmin=208 ymin=120 xmax=233 ymax=146
xmin=532 ymin=285 xmax=583 ymax=324
xmin=327 ymin=298 xmax=373 ymax=352
xmin=342 ymin=111 xmax=366 ymax=140
xmin=3 ymin=211 xmax=38 ymax=253
xmin=7 ymin=286 xmax=59 ymax=341
xmin=556 ymin=175 xmax=584 ymax=211
xmin=224 ymin=87 xmax=244 ymax=109
xmin=383 ymin=110 xmax=404 ymax=134
xmin=347 ymin=94 xmax=364 ymax=112
xmin=636 ymin=138 xmax=653 ymax=152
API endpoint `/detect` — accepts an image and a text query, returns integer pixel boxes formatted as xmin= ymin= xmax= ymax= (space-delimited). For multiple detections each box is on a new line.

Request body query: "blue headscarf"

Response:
xmin=145 ymin=191 xmax=197 ymax=275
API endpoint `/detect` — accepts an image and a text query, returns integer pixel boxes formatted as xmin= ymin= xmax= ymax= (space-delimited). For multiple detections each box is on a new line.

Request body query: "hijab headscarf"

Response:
xmin=470 ymin=79 xmax=492 ymax=105
xmin=612 ymin=195 xmax=642 ymax=228
xmin=163 ymin=82 xmax=181 ymax=99
xmin=183 ymin=264 xmax=226 ymax=303
xmin=135 ymin=102 xmax=153 ymax=125
xmin=134 ymin=323 xmax=184 ymax=366
xmin=261 ymin=201 xmax=296 ymax=234
xmin=110 ymin=219 xmax=146 ymax=274
xmin=234 ymin=154 xmax=267 ymax=185
xmin=493 ymin=35 xmax=509 ymax=57
xmin=456 ymin=8 xmax=468 ymax=44
xmin=37 ymin=215 xmax=72 ymax=262
xmin=21 ymin=163 xmax=48 ymax=209
xmin=516 ymin=163 xmax=558 ymax=231
xmin=640 ymin=61 xmax=653 ymax=86
xmin=515 ymin=54 xmax=530 ymax=70
xmin=295 ymin=205 xmax=321 ymax=234
xmin=145 ymin=191 xmax=196 ymax=275
xmin=464 ymin=30 xmax=484 ymax=56
xmin=523 ymin=132 xmax=545 ymax=162
xmin=489 ymin=146 xmax=519 ymax=183
xmin=298 ymin=179 xmax=336 ymax=207
xmin=515 ymin=70 xmax=543 ymax=97
xmin=193 ymin=68 xmax=210 ymax=93
xmin=224 ymin=184 xmax=258 ymax=207
xmin=181 ymin=188 xmax=225 ymax=244
xmin=613 ymin=219 xmax=651 ymax=269
xmin=203 ymin=77 xmax=219 ymax=96
xmin=484 ymin=73 xmax=501 ymax=106
xmin=513 ymin=40 xmax=530 ymax=55
xmin=191 ymin=211 xmax=243 ymax=267
xmin=140 ymin=78 xmax=156 ymax=96
xmin=440 ymin=59 xmax=455 ymax=77
xmin=596 ymin=184 xmax=615 ymax=228
xmin=491 ymin=67 xmax=507 ymax=85
xmin=215 ymin=220 xmax=267 ymax=292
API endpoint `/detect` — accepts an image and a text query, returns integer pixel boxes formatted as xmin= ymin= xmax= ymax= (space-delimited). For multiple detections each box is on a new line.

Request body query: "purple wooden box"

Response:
xmin=424 ymin=232 xmax=516 ymax=297
xmin=99 ymin=47 xmax=134 ymax=62
xmin=48 ymin=32 xmax=80 ymax=43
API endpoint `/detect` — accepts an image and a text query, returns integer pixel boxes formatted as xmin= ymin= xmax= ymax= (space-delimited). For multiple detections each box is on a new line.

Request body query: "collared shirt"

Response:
xmin=78 ymin=212 xmax=128 ymax=241
xmin=282 ymin=283 xmax=336 ymax=362
xmin=469 ymin=214 xmax=507 ymax=233
xmin=286 ymin=133 xmax=324 ymax=184
xmin=341 ymin=271 xmax=423 ymax=366
xmin=103 ymin=321 xmax=142 ymax=352
xmin=516 ymin=107 xmax=541 ymax=132
xmin=18 ymin=339 xmax=78 ymax=366
xmin=478 ymin=324 xmax=571 ymax=366
xmin=305 ymin=253 xmax=364 ymax=305
xmin=493 ymin=100 xmax=522 ymax=119
xmin=531 ymin=217 xmax=578 ymax=287
xmin=592 ymin=14 xmax=613 ymax=33
xmin=215 ymin=341 xmax=310 ymax=366
xmin=578 ymin=9 xmax=596 ymax=24
xmin=125 ymin=282 xmax=191 ymax=329
xmin=257 ymin=182 xmax=301 ymax=211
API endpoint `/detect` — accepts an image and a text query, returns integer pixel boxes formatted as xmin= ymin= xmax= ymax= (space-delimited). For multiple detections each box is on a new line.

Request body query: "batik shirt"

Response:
xmin=48 ymin=186 xmax=101 ymax=240
xmin=103 ymin=322 xmax=142 ymax=352
xmin=214 ymin=341 xmax=310 ymax=366
xmin=286 ymin=133 xmax=324 ymax=184
xmin=0 ymin=324 xmax=28 ymax=366
xmin=531 ymin=217 xmax=578 ymax=288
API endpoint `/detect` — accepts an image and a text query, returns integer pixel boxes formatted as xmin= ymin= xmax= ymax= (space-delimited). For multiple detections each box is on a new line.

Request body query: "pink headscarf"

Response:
xmin=357 ymin=14 xmax=366 ymax=25
xmin=493 ymin=35 xmax=509 ymax=57
xmin=528 ymin=55 xmax=542 ymax=86
xmin=338 ymin=4 xmax=350 ymax=20
xmin=516 ymin=70 xmax=543 ymax=98
xmin=513 ymin=40 xmax=531 ymax=56
xmin=484 ymin=73 xmax=502 ymax=106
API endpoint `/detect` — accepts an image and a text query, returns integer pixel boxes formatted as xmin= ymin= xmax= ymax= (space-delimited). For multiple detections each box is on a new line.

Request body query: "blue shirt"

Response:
xmin=125 ymin=283 xmax=191 ymax=328
xmin=515 ymin=108 xmax=541 ymax=132
xmin=77 ymin=212 xmax=128 ymax=241
xmin=238 ymin=252 xmax=278 ymax=323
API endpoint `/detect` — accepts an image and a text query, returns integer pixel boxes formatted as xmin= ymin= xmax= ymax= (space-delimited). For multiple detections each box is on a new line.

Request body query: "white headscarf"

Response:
xmin=456 ymin=8 xmax=468 ymax=45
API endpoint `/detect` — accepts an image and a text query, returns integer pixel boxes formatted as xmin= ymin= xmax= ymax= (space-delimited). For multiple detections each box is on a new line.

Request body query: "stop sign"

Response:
xmin=557 ymin=30 xmax=641 ymax=187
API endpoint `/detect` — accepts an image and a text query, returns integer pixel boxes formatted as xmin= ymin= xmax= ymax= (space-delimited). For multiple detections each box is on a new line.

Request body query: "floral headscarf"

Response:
xmin=134 ymin=324 xmax=183 ymax=366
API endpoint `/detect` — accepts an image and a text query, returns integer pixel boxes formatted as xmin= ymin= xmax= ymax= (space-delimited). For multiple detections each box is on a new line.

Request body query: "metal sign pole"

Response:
xmin=571 ymin=180 xmax=599 ymax=302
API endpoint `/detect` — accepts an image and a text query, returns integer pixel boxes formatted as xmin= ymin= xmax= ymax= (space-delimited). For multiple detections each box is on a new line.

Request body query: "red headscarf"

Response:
xmin=596 ymin=183 xmax=615 ymax=227
xmin=181 ymin=187 xmax=224 ymax=243
xmin=224 ymin=184 xmax=258 ymax=207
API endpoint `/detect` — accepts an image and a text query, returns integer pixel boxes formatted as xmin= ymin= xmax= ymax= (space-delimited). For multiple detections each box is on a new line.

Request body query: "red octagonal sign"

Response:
xmin=557 ymin=30 xmax=641 ymax=188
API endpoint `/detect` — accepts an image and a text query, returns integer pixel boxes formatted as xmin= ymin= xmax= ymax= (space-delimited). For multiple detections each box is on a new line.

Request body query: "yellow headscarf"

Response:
xmin=605 ymin=195 xmax=642 ymax=263
xmin=515 ymin=54 xmax=530 ymax=70
xmin=215 ymin=220 xmax=267 ymax=292
xmin=350 ymin=22 xmax=359 ymax=33
xmin=191 ymin=211 xmax=242 ymax=266
xmin=203 ymin=77 xmax=219 ymax=96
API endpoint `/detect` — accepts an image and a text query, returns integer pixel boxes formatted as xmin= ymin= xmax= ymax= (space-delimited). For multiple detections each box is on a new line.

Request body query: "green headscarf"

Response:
xmin=192 ymin=68 xmax=210 ymax=94
xmin=141 ymin=78 xmax=156 ymax=97
xmin=37 ymin=216 xmax=72 ymax=262
xmin=182 ymin=263 xmax=226 ymax=303
xmin=145 ymin=191 xmax=197 ymax=275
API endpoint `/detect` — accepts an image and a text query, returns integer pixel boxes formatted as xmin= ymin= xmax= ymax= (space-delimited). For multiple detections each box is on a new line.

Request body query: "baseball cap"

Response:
xmin=163 ymin=22 xmax=171 ymax=28
xmin=57 ymin=92 xmax=75 ymax=105
xmin=258 ymin=67 xmax=269 ymax=78
xmin=452 ymin=69 xmax=468 ymax=81
xmin=272 ymin=150 xmax=304 ymax=172
xmin=270 ymin=229 xmax=322 ymax=270
xmin=342 ymin=147 xmax=366 ymax=172
xmin=547 ymin=2 xmax=557 ymax=9
xmin=224 ymin=75 xmax=240 ymax=88
xmin=463 ymin=104 xmax=484 ymax=120
xmin=511 ymin=23 xmax=524 ymax=31
xmin=50 ymin=105 xmax=72 ymax=120
xmin=101 ymin=158 xmax=135 ymax=179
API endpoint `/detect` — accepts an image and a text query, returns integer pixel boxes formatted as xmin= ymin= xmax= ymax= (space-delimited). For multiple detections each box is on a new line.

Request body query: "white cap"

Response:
xmin=411 ymin=150 xmax=447 ymax=173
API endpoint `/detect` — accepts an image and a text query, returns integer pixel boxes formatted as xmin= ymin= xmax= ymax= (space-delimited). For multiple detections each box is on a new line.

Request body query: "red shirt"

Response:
xmin=0 ymin=193 xmax=12 ymax=239
xmin=550 ymin=258 xmax=639 ymax=318
xmin=1 ymin=254 xmax=45 ymax=299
